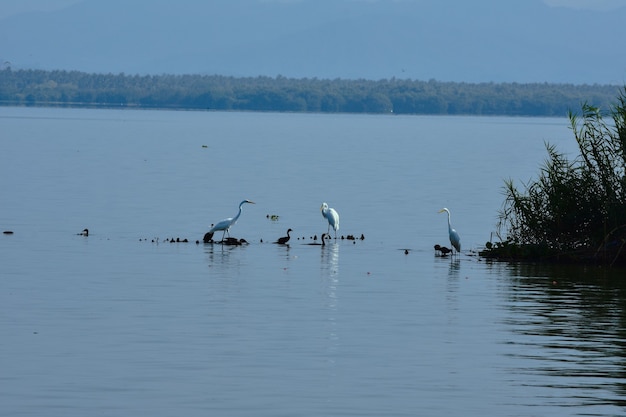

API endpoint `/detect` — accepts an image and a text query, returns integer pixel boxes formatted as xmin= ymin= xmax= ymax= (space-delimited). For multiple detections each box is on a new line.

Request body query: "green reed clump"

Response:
xmin=494 ymin=86 xmax=626 ymax=263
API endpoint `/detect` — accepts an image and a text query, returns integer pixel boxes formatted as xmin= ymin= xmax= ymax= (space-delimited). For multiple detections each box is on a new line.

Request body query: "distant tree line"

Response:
xmin=0 ymin=68 xmax=621 ymax=116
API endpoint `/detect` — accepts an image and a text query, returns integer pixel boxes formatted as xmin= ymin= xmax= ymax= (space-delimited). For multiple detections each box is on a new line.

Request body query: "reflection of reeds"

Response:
xmin=489 ymin=87 xmax=626 ymax=265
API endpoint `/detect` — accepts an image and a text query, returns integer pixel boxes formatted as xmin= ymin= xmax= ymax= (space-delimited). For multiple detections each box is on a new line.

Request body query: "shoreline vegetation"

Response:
xmin=481 ymin=86 xmax=626 ymax=267
xmin=0 ymin=68 xmax=621 ymax=117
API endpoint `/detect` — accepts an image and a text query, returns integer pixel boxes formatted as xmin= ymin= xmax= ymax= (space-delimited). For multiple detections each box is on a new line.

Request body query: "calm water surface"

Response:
xmin=1 ymin=107 xmax=626 ymax=416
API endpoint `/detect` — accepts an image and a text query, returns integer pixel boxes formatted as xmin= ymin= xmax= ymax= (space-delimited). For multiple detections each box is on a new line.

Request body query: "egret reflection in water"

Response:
xmin=319 ymin=238 xmax=340 ymax=370
xmin=320 ymin=237 xmax=339 ymax=277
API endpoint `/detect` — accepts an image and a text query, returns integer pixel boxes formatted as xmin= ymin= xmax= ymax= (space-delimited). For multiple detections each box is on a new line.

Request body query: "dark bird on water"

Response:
xmin=203 ymin=234 xmax=249 ymax=245
xmin=306 ymin=233 xmax=328 ymax=246
xmin=275 ymin=228 xmax=292 ymax=244
xmin=78 ymin=228 xmax=89 ymax=236
xmin=222 ymin=237 xmax=248 ymax=246
xmin=434 ymin=244 xmax=452 ymax=256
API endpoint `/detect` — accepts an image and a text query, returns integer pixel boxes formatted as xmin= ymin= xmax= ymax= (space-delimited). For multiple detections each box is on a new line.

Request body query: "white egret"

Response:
xmin=208 ymin=199 xmax=255 ymax=242
xmin=321 ymin=202 xmax=339 ymax=238
xmin=275 ymin=228 xmax=292 ymax=244
xmin=438 ymin=208 xmax=461 ymax=254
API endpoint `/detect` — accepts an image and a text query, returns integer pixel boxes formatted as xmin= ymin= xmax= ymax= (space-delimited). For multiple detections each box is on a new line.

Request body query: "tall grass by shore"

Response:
xmin=483 ymin=87 xmax=626 ymax=266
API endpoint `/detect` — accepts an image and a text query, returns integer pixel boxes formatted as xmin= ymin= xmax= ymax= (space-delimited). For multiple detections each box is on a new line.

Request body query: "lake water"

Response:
xmin=2 ymin=106 xmax=626 ymax=416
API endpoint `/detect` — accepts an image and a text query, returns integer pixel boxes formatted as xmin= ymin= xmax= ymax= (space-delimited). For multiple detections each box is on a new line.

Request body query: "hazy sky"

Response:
xmin=2 ymin=0 xmax=625 ymax=83
xmin=543 ymin=0 xmax=626 ymax=10
xmin=2 ymin=0 xmax=626 ymax=19
xmin=0 ymin=0 xmax=83 ymax=19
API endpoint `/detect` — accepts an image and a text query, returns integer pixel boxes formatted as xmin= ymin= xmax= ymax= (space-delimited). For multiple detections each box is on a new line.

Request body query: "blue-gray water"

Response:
xmin=2 ymin=107 xmax=626 ymax=416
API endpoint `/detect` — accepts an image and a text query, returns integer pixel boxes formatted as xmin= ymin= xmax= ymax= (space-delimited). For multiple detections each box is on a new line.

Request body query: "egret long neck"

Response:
xmin=232 ymin=203 xmax=244 ymax=223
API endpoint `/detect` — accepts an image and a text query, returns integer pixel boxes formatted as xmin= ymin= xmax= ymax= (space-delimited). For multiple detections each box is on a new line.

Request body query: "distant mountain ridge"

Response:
xmin=1 ymin=0 xmax=625 ymax=84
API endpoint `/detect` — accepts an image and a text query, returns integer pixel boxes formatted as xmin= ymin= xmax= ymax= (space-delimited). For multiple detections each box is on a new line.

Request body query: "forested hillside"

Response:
xmin=0 ymin=68 xmax=620 ymax=116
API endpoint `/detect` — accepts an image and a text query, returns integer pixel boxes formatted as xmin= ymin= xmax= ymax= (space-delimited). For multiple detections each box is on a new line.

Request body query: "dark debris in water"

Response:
xmin=295 ymin=233 xmax=365 ymax=241
xmin=136 ymin=231 xmax=367 ymax=247
xmin=139 ymin=237 xmax=190 ymax=243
